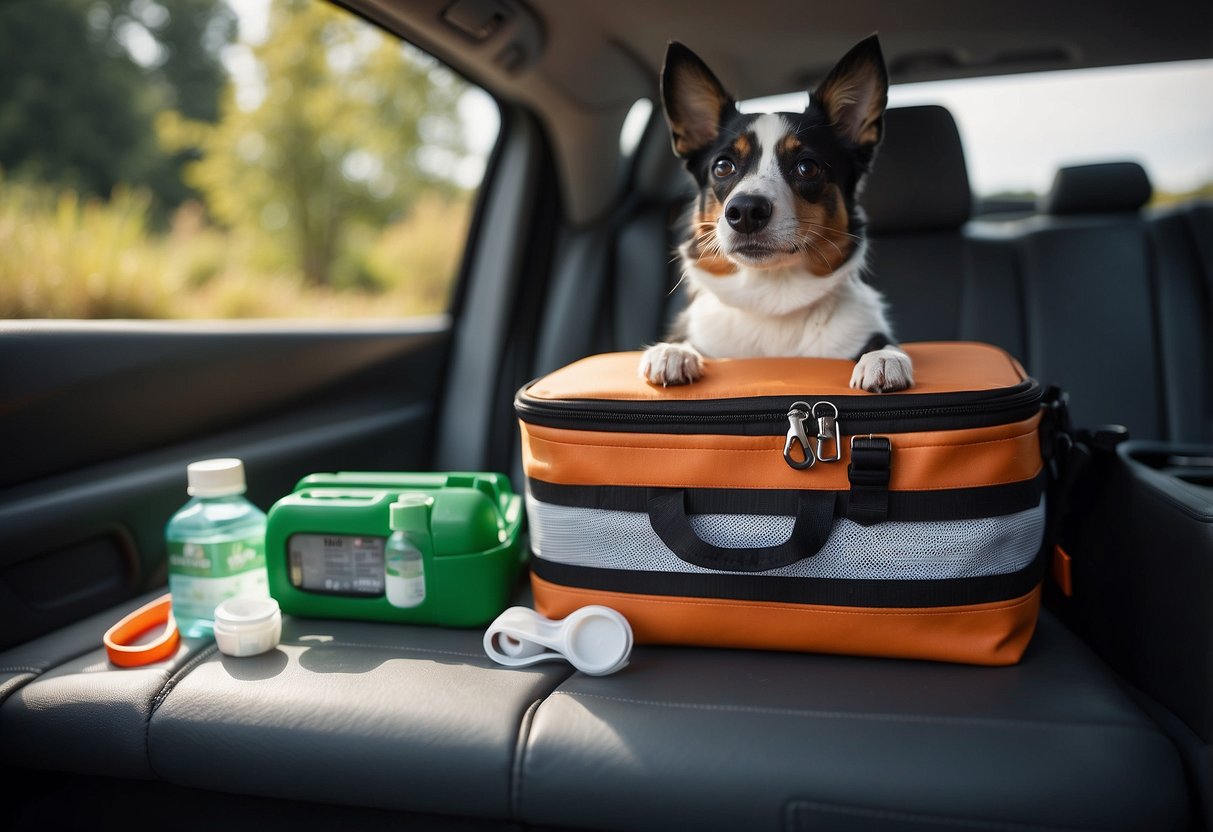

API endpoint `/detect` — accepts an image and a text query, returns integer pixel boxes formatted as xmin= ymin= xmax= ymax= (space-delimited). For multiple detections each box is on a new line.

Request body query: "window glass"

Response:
xmin=741 ymin=60 xmax=1213 ymax=205
xmin=0 ymin=0 xmax=500 ymax=319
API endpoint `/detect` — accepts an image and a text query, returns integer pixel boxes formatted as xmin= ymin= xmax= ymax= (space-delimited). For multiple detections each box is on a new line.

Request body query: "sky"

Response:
xmin=745 ymin=60 xmax=1213 ymax=196
xmin=226 ymin=0 xmax=1211 ymax=197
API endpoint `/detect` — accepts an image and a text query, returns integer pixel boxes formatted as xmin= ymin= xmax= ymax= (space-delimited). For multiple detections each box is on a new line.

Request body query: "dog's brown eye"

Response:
xmin=796 ymin=159 xmax=822 ymax=179
xmin=712 ymin=158 xmax=736 ymax=178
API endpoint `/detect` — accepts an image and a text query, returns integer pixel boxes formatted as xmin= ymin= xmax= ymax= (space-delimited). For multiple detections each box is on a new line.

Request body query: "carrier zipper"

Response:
xmin=516 ymin=380 xmax=1042 ymax=436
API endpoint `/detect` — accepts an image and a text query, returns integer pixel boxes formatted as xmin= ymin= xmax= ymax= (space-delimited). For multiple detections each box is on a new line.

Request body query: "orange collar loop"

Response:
xmin=103 ymin=593 xmax=181 ymax=668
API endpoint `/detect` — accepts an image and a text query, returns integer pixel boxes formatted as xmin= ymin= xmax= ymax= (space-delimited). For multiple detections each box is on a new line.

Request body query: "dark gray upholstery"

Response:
xmin=1150 ymin=203 xmax=1213 ymax=442
xmin=863 ymin=105 xmax=972 ymax=234
xmin=1039 ymin=162 xmax=1153 ymax=215
xmin=0 ymin=591 xmax=213 ymax=780
xmin=149 ymin=616 xmax=570 ymax=816
xmin=1015 ymin=215 xmax=1164 ymax=438
xmin=862 ymin=106 xmax=973 ymax=344
xmin=518 ymin=612 xmax=1188 ymax=832
xmin=0 ymin=597 xmax=572 ymax=817
xmin=0 ymin=598 xmax=1193 ymax=830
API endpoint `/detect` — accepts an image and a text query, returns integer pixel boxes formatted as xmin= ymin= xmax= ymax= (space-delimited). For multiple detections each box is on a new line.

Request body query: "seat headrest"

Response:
xmin=862 ymin=105 xmax=972 ymax=234
xmin=1039 ymin=162 xmax=1152 ymax=215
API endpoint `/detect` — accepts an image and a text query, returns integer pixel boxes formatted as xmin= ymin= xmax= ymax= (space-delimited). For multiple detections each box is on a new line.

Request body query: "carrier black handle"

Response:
xmin=646 ymin=490 xmax=834 ymax=572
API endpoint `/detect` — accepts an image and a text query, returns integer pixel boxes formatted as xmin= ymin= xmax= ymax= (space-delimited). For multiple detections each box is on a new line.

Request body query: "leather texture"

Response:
xmin=148 ymin=615 xmax=570 ymax=817
xmin=1068 ymin=443 xmax=1213 ymax=742
xmin=0 ymin=594 xmax=1193 ymax=829
xmin=518 ymin=610 xmax=1189 ymax=831
xmin=865 ymin=232 xmax=967 ymax=344
xmin=0 ymin=590 xmax=213 ymax=780
xmin=1039 ymin=161 xmax=1152 ymax=215
xmin=1016 ymin=217 xmax=1163 ymax=438
xmin=1149 ymin=205 xmax=1213 ymax=443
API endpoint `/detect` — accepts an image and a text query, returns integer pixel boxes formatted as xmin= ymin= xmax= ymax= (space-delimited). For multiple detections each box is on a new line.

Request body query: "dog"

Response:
xmin=640 ymin=34 xmax=913 ymax=393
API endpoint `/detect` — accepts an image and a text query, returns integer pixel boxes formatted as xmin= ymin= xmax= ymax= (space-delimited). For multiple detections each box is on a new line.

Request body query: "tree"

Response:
xmin=0 ymin=0 xmax=235 ymax=211
xmin=164 ymin=0 xmax=469 ymax=286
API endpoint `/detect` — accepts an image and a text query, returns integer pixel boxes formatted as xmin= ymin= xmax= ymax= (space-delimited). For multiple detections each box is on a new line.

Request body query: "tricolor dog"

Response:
xmin=640 ymin=35 xmax=913 ymax=393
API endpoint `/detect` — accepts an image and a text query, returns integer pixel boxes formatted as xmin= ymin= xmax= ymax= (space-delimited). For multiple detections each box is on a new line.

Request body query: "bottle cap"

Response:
xmin=213 ymin=596 xmax=281 ymax=658
xmin=390 ymin=493 xmax=434 ymax=532
xmin=187 ymin=458 xmax=247 ymax=497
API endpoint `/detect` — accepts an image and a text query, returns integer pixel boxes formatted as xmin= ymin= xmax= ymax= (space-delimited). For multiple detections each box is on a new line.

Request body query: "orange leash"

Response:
xmin=103 ymin=593 xmax=181 ymax=667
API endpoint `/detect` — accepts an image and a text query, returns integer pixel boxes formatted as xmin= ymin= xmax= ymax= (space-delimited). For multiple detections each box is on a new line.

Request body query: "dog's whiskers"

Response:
xmin=794 ymin=227 xmax=847 ymax=262
xmin=794 ymin=220 xmax=862 ymax=241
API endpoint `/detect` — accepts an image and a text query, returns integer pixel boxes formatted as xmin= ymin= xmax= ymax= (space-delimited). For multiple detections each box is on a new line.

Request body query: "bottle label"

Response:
xmin=385 ymin=550 xmax=426 ymax=609
xmin=168 ymin=535 xmax=268 ymax=624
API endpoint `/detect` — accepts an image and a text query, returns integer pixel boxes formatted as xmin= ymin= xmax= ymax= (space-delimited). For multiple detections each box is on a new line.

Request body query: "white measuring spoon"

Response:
xmin=483 ymin=606 xmax=633 ymax=676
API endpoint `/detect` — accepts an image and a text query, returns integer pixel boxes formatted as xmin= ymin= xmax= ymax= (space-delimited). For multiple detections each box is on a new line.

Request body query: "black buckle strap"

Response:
xmin=847 ymin=436 xmax=891 ymax=525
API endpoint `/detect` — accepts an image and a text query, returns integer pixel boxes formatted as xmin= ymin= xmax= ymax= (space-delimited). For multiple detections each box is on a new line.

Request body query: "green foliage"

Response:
xmin=0 ymin=0 xmax=234 ymax=214
xmin=163 ymin=0 xmax=470 ymax=286
xmin=0 ymin=172 xmax=175 ymax=318
xmin=1152 ymin=181 xmax=1213 ymax=206
xmin=1 ymin=0 xmax=489 ymax=318
xmin=0 ymin=172 xmax=473 ymax=319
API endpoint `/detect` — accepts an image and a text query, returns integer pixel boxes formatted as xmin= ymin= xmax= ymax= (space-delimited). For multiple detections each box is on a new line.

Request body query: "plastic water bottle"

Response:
xmin=166 ymin=458 xmax=269 ymax=638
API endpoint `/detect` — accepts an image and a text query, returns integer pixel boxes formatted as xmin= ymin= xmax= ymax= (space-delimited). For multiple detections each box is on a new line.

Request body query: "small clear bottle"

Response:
xmin=384 ymin=494 xmax=432 ymax=609
xmin=166 ymin=458 xmax=269 ymax=638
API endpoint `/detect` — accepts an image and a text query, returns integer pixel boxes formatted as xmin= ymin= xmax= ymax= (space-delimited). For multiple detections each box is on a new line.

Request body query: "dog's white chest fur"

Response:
xmin=682 ymin=252 xmax=889 ymax=361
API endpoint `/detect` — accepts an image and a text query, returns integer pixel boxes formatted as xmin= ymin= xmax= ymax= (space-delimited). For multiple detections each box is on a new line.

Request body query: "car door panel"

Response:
xmin=0 ymin=320 xmax=451 ymax=649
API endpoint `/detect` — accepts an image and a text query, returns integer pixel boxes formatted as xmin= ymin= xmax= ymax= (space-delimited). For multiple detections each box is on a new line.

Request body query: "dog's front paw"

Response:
xmin=850 ymin=348 xmax=913 ymax=393
xmin=640 ymin=342 xmax=704 ymax=386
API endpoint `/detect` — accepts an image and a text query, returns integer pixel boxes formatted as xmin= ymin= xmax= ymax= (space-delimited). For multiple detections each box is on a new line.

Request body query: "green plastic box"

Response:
xmin=266 ymin=472 xmax=524 ymax=626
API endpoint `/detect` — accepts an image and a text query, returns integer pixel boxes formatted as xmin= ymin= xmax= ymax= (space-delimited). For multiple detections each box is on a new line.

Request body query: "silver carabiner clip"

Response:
xmin=784 ymin=401 xmax=816 ymax=470
xmin=812 ymin=401 xmax=841 ymax=463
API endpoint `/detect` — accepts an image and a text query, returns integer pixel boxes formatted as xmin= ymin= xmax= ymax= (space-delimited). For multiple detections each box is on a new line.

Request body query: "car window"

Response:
xmin=0 ymin=0 xmax=500 ymax=319
xmin=741 ymin=60 xmax=1213 ymax=206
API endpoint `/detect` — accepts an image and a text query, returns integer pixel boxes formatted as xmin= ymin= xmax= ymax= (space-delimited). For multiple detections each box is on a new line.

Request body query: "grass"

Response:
xmin=0 ymin=176 xmax=471 ymax=320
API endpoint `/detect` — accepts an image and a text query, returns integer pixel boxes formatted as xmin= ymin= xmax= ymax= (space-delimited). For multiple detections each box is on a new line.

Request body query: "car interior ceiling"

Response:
xmin=3 ymin=0 xmax=1212 ymax=830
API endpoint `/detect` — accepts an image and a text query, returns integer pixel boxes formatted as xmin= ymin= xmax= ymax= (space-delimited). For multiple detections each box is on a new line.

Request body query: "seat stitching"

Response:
xmin=281 ymin=640 xmax=486 ymax=659
xmin=510 ymin=698 xmax=544 ymax=819
xmin=551 ymin=690 xmax=1156 ymax=733
xmin=786 ymin=799 xmax=1101 ymax=832
xmin=145 ymin=643 xmax=219 ymax=778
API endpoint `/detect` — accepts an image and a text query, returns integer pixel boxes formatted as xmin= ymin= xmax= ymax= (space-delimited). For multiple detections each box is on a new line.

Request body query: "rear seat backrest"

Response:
xmin=1149 ymin=200 xmax=1213 ymax=442
xmin=861 ymin=105 xmax=973 ymax=344
xmin=531 ymin=112 xmax=688 ymax=376
xmin=1006 ymin=163 xmax=1164 ymax=439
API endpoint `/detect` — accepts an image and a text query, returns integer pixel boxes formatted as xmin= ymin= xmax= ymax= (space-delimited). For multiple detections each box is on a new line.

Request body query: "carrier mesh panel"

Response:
xmin=526 ymin=493 xmax=1044 ymax=579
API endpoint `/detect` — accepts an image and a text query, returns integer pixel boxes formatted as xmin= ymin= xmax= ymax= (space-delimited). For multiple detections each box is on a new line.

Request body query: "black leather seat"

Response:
xmin=0 ymin=590 xmax=1192 ymax=830
xmin=862 ymin=105 xmax=974 ymax=345
xmin=519 ymin=612 xmax=1189 ymax=831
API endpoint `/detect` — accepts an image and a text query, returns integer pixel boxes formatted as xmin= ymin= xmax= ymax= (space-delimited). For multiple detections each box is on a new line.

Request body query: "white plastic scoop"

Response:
xmin=483 ymin=605 xmax=633 ymax=676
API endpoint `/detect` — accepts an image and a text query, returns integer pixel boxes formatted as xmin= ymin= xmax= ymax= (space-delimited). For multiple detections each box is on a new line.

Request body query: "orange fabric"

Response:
xmin=523 ymin=412 xmax=1042 ymax=491
xmin=103 ymin=593 xmax=181 ymax=668
xmin=533 ymin=575 xmax=1040 ymax=666
xmin=1052 ymin=544 xmax=1074 ymax=597
xmin=526 ymin=342 xmax=1025 ymax=403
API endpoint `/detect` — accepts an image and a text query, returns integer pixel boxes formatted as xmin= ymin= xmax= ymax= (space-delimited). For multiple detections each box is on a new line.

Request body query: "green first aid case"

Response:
xmin=266 ymin=472 xmax=525 ymax=626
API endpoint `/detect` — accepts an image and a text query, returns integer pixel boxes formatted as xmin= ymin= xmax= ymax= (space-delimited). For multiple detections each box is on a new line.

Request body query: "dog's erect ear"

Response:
xmin=813 ymin=34 xmax=889 ymax=148
xmin=661 ymin=42 xmax=735 ymax=158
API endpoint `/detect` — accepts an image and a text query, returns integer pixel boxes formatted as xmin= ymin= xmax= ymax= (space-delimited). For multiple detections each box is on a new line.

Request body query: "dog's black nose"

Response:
xmin=724 ymin=195 xmax=772 ymax=233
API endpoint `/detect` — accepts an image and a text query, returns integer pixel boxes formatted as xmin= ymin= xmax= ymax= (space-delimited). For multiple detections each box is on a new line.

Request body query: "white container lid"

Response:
xmin=213 ymin=596 xmax=282 ymax=657
xmin=187 ymin=458 xmax=247 ymax=497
